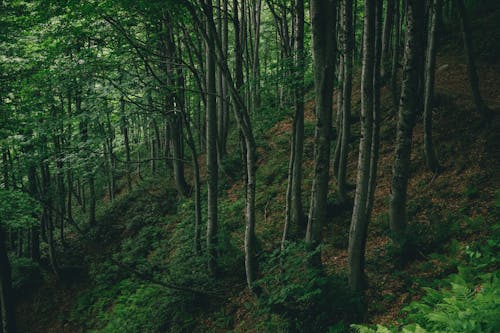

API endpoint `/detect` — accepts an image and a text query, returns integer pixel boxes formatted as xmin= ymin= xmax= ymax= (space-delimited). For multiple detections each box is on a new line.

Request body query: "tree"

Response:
xmin=381 ymin=0 xmax=395 ymax=81
xmin=283 ymin=0 xmax=306 ymax=246
xmin=337 ymin=0 xmax=354 ymax=205
xmin=184 ymin=0 xmax=260 ymax=293
xmin=0 ymin=226 xmax=17 ymax=333
xmin=454 ymin=0 xmax=490 ymax=119
xmin=0 ymin=190 xmax=40 ymax=333
xmin=389 ymin=0 xmax=425 ymax=247
xmin=391 ymin=0 xmax=403 ymax=107
xmin=348 ymin=0 xmax=375 ymax=292
xmin=205 ymin=0 xmax=219 ymax=276
xmin=423 ymin=0 xmax=442 ymax=173
xmin=305 ymin=0 xmax=336 ymax=265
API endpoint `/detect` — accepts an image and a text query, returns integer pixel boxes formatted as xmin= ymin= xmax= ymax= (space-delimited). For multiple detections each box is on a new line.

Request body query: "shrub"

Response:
xmin=10 ymin=257 xmax=42 ymax=294
xmin=354 ymin=224 xmax=500 ymax=333
xmin=257 ymin=242 xmax=363 ymax=332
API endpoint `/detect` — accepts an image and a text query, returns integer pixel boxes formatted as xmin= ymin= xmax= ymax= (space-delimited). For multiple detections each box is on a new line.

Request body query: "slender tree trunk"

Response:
xmin=338 ymin=0 xmax=354 ymax=204
xmin=252 ymin=0 xmax=262 ymax=112
xmin=106 ymin=110 xmax=116 ymax=200
xmin=0 ymin=227 xmax=17 ymax=333
xmin=391 ymin=0 xmax=403 ymax=107
xmin=305 ymin=0 xmax=336 ymax=266
xmin=41 ymin=162 xmax=60 ymax=276
xmin=1 ymin=150 xmax=8 ymax=190
xmin=216 ymin=0 xmax=225 ymax=162
xmin=206 ymin=0 xmax=219 ymax=276
xmin=366 ymin=0 xmax=383 ymax=218
xmin=389 ymin=0 xmax=424 ymax=244
xmin=121 ymin=97 xmax=132 ymax=190
xmin=16 ymin=230 xmax=22 ymax=257
xmin=348 ymin=0 xmax=375 ymax=292
xmin=6 ymin=151 xmax=15 ymax=190
xmin=381 ymin=0 xmax=395 ymax=80
xmin=183 ymin=113 xmax=202 ymax=255
xmin=423 ymin=0 xmax=442 ymax=173
xmin=188 ymin=0 xmax=259 ymax=294
xmin=283 ymin=0 xmax=306 ymax=247
xmin=66 ymin=169 xmax=73 ymax=223
xmin=88 ymin=175 xmax=96 ymax=227
xmin=52 ymin=106 xmax=66 ymax=245
xmin=27 ymin=164 xmax=40 ymax=261
xmin=221 ymin=0 xmax=230 ymax=157
xmin=454 ymin=0 xmax=489 ymax=118
xmin=332 ymin=12 xmax=344 ymax=180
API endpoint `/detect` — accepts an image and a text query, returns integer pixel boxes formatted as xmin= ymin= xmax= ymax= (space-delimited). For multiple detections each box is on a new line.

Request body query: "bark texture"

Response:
xmin=306 ymin=0 xmax=336 ymax=265
xmin=389 ymin=0 xmax=424 ymax=243
xmin=423 ymin=0 xmax=442 ymax=173
xmin=348 ymin=0 xmax=375 ymax=292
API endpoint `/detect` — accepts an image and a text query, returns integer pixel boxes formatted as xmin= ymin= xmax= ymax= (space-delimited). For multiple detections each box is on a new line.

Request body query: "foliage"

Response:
xmin=354 ymin=223 xmax=500 ymax=333
xmin=0 ymin=190 xmax=40 ymax=229
xmin=10 ymin=257 xmax=43 ymax=293
xmin=71 ymin=177 xmax=220 ymax=332
xmin=257 ymin=242 xmax=362 ymax=332
xmin=97 ymin=284 xmax=194 ymax=333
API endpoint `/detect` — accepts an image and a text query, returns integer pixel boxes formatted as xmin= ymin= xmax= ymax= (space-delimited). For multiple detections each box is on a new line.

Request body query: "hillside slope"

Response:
xmin=15 ymin=6 xmax=500 ymax=333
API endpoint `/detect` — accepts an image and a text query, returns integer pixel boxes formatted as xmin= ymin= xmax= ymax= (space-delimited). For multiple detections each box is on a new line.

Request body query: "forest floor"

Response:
xmin=15 ymin=6 xmax=500 ymax=333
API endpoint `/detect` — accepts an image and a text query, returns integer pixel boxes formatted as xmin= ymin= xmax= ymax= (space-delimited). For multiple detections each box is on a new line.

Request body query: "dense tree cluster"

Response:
xmin=0 ymin=0 xmax=492 ymax=332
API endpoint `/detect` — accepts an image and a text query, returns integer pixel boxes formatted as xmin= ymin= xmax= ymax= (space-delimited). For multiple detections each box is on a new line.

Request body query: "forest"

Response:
xmin=0 ymin=0 xmax=499 ymax=332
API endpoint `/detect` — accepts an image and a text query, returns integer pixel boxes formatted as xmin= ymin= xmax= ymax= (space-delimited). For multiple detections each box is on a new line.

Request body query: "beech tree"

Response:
xmin=205 ymin=0 xmax=219 ymax=276
xmin=305 ymin=0 xmax=336 ymax=264
xmin=389 ymin=0 xmax=425 ymax=246
xmin=283 ymin=0 xmax=306 ymax=246
xmin=348 ymin=0 xmax=375 ymax=292
xmin=455 ymin=0 xmax=491 ymax=119
xmin=337 ymin=0 xmax=354 ymax=205
xmin=423 ymin=0 xmax=442 ymax=173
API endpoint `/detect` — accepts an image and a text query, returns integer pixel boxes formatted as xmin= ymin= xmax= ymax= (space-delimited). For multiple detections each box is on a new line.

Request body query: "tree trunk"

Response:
xmin=423 ymin=0 xmax=442 ymax=173
xmin=106 ymin=110 xmax=116 ymax=200
xmin=348 ymin=0 xmax=375 ymax=292
xmin=283 ymin=0 xmax=306 ymax=247
xmin=88 ymin=175 xmax=96 ymax=227
xmin=186 ymin=0 xmax=259 ymax=294
xmin=0 ymin=227 xmax=17 ymax=333
xmin=182 ymin=113 xmax=202 ymax=255
xmin=206 ymin=0 xmax=219 ymax=276
xmin=215 ymin=0 xmax=228 ymax=162
xmin=338 ymin=0 xmax=354 ymax=204
xmin=27 ymin=164 xmax=40 ymax=262
xmin=251 ymin=0 xmax=262 ymax=113
xmin=454 ymin=0 xmax=489 ymax=118
xmin=391 ymin=0 xmax=403 ymax=107
xmin=381 ymin=0 xmax=395 ymax=80
xmin=389 ymin=0 xmax=424 ymax=244
xmin=121 ymin=98 xmax=132 ymax=191
xmin=163 ymin=17 xmax=190 ymax=196
xmin=366 ymin=0 xmax=383 ymax=218
xmin=305 ymin=0 xmax=336 ymax=265
xmin=1 ymin=150 xmax=8 ymax=190
xmin=41 ymin=162 xmax=60 ymax=277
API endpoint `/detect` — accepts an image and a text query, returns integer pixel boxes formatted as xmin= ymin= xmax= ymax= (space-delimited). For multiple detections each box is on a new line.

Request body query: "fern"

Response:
xmin=353 ymin=226 xmax=500 ymax=333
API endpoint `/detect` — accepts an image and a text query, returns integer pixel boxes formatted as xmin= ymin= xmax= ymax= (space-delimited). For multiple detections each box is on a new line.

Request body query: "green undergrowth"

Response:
xmin=69 ymin=175 xmax=247 ymax=332
xmin=66 ymin=94 xmax=498 ymax=333
xmin=353 ymin=192 xmax=500 ymax=333
xmin=256 ymin=242 xmax=363 ymax=333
